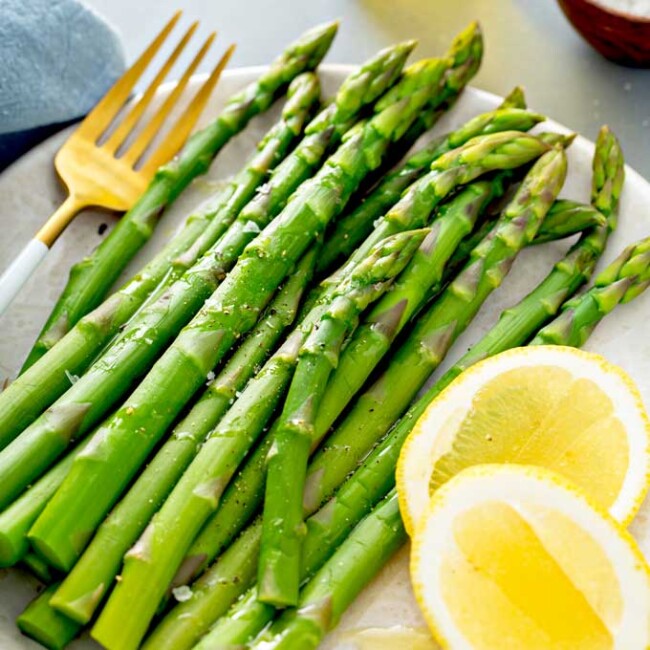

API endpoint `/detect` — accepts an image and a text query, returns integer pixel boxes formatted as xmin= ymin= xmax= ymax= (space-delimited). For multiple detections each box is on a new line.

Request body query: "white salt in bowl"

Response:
xmin=558 ymin=0 xmax=650 ymax=67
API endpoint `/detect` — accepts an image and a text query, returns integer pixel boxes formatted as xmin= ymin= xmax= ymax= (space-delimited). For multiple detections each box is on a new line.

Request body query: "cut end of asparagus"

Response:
xmin=0 ymin=530 xmax=26 ymax=568
xmin=17 ymin=585 xmax=80 ymax=650
xmin=27 ymin=532 xmax=74 ymax=574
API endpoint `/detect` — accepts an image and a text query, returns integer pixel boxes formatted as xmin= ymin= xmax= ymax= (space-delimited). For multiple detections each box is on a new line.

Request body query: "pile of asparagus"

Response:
xmin=0 ymin=18 xmax=647 ymax=650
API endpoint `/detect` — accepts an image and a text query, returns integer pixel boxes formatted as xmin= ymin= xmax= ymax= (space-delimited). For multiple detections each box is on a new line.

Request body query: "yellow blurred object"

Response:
xmin=342 ymin=626 xmax=437 ymax=649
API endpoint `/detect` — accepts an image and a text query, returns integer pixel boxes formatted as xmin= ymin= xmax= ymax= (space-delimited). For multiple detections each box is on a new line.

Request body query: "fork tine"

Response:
xmin=121 ymin=32 xmax=219 ymax=169
xmin=135 ymin=43 xmax=235 ymax=176
xmin=103 ymin=21 xmax=199 ymax=154
xmin=76 ymin=11 xmax=182 ymax=141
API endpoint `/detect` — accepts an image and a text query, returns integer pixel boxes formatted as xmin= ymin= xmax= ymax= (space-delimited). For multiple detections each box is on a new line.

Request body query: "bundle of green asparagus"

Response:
xmin=0 ymin=15 xmax=645 ymax=650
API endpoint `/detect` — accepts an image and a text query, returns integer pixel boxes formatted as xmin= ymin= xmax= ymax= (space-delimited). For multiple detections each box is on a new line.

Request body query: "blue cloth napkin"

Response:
xmin=0 ymin=0 xmax=126 ymax=169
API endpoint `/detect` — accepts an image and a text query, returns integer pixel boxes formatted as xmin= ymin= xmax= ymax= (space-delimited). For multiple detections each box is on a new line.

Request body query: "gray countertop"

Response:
xmin=86 ymin=0 xmax=650 ymax=178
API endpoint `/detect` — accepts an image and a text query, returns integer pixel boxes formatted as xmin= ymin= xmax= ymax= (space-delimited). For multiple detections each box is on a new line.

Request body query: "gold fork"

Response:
xmin=0 ymin=12 xmax=235 ymax=313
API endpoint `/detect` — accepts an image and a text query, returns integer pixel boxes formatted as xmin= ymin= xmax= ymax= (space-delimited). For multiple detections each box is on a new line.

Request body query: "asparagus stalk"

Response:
xmin=169 ymin=130 xmax=625 ymax=648
xmin=21 ymin=552 xmax=56 ymax=585
xmin=0 ymin=71 xmax=321 ymax=451
xmin=532 ymin=199 xmax=606 ymax=244
xmin=20 ymin=22 xmax=338 ymax=371
xmin=440 ymin=198 xmax=607 ymax=292
xmin=0 ymin=43 xmax=416 ymax=507
xmin=248 ymin=138 xmax=631 ymax=650
xmin=47 ymin=249 xmax=317 ymax=628
xmin=146 ymin=522 xmax=265 ymax=650
xmin=129 ymin=72 xmax=323 ymax=311
xmin=182 ymin=132 xmax=552 ymax=578
xmin=168 ymin=364 xmax=410 ymax=650
xmin=302 ymin=147 xmax=567 ymax=512
xmin=22 ymin=57 xmax=440 ymax=647
xmin=183 ymin=227 xmax=616 ymax=650
xmin=257 ymin=230 xmax=427 ymax=607
xmin=246 ymin=234 xmax=650 ymax=649
xmin=319 ymin=130 xmax=549 ymax=296
xmin=318 ymin=95 xmax=536 ymax=274
xmin=2 ymin=36 xmax=411 ymax=454
xmin=85 ymin=232 xmax=424 ymax=650
xmin=0 ymin=437 xmax=91 ymax=567
xmin=531 ymin=237 xmax=650 ymax=346
xmin=16 ymin=584 xmax=79 ymax=650
xmin=249 ymin=491 xmax=406 ymax=650
xmin=311 ymin=176 xmax=511 ymax=448
xmin=136 ymin=37 xmax=416 ymax=312
xmin=324 ymin=20 xmax=484 ymax=231
xmin=12 ymin=253 xmax=317 ymax=646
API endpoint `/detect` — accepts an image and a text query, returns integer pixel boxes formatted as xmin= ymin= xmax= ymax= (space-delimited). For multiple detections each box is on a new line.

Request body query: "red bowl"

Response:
xmin=558 ymin=0 xmax=650 ymax=67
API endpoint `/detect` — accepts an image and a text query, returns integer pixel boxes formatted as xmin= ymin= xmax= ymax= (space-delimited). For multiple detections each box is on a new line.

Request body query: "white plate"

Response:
xmin=1 ymin=65 xmax=650 ymax=649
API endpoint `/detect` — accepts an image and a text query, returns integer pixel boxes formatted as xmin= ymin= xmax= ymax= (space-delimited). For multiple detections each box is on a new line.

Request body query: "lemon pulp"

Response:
xmin=440 ymin=500 xmax=621 ymax=649
xmin=429 ymin=366 xmax=629 ymax=512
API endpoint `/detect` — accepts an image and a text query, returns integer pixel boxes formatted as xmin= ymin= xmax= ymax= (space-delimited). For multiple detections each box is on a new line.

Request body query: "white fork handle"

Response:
xmin=0 ymin=239 xmax=49 ymax=316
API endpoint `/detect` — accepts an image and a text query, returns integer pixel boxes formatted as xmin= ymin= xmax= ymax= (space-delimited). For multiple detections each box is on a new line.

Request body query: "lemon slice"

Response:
xmin=397 ymin=346 xmax=650 ymax=535
xmin=411 ymin=464 xmax=650 ymax=650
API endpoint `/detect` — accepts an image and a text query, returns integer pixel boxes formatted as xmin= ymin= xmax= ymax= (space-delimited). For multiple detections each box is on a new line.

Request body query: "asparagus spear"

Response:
xmin=26 ymin=58 xmax=442 ymax=629
xmin=21 ymin=552 xmax=55 ymax=585
xmin=440 ymin=198 xmax=607 ymax=292
xmin=135 ymin=37 xmax=415 ymax=311
xmin=318 ymin=97 xmax=537 ymax=274
xmin=319 ymin=129 xmax=549 ymax=298
xmin=257 ymin=230 xmax=427 ymax=607
xmin=20 ymin=22 xmax=338 ymax=371
xmin=181 ymin=132 xmax=552 ymax=579
xmin=183 ymin=228 xmax=617 ymax=650
xmin=164 ymin=130 xmax=625 ymax=648
xmin=17 ymin=584 xmax=79 ymax=650
xmin=531 ymin=237 xmax=650 ymax=346
xmin=164 ymin=363 xmax=410 ymax=650
xmin=0 ymin=71 xmax=320 ymax=451
xmin=246 ymin=234 xmax=650 ymax=649
xmin=326 ymin=21 xmax=484 ymax=228
xmin=146 ymin=522 xmax=265 ymax=650
xmin=0 ymin=44 xmax=417 ymax=506
xmin=46 ymin=249 xmax=316 ymax=628
xmin=10 ymin=253 xmax=318 ymax=647
xmin=85 ymin=232 xmax=424 ymax=650
xmin=249 ymin=491 xmax=406 ymax=650
xmin=248 ymin=147 xmax=633 ymax=650
xmin=532 ymin=199 xmax=606 ymax=244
